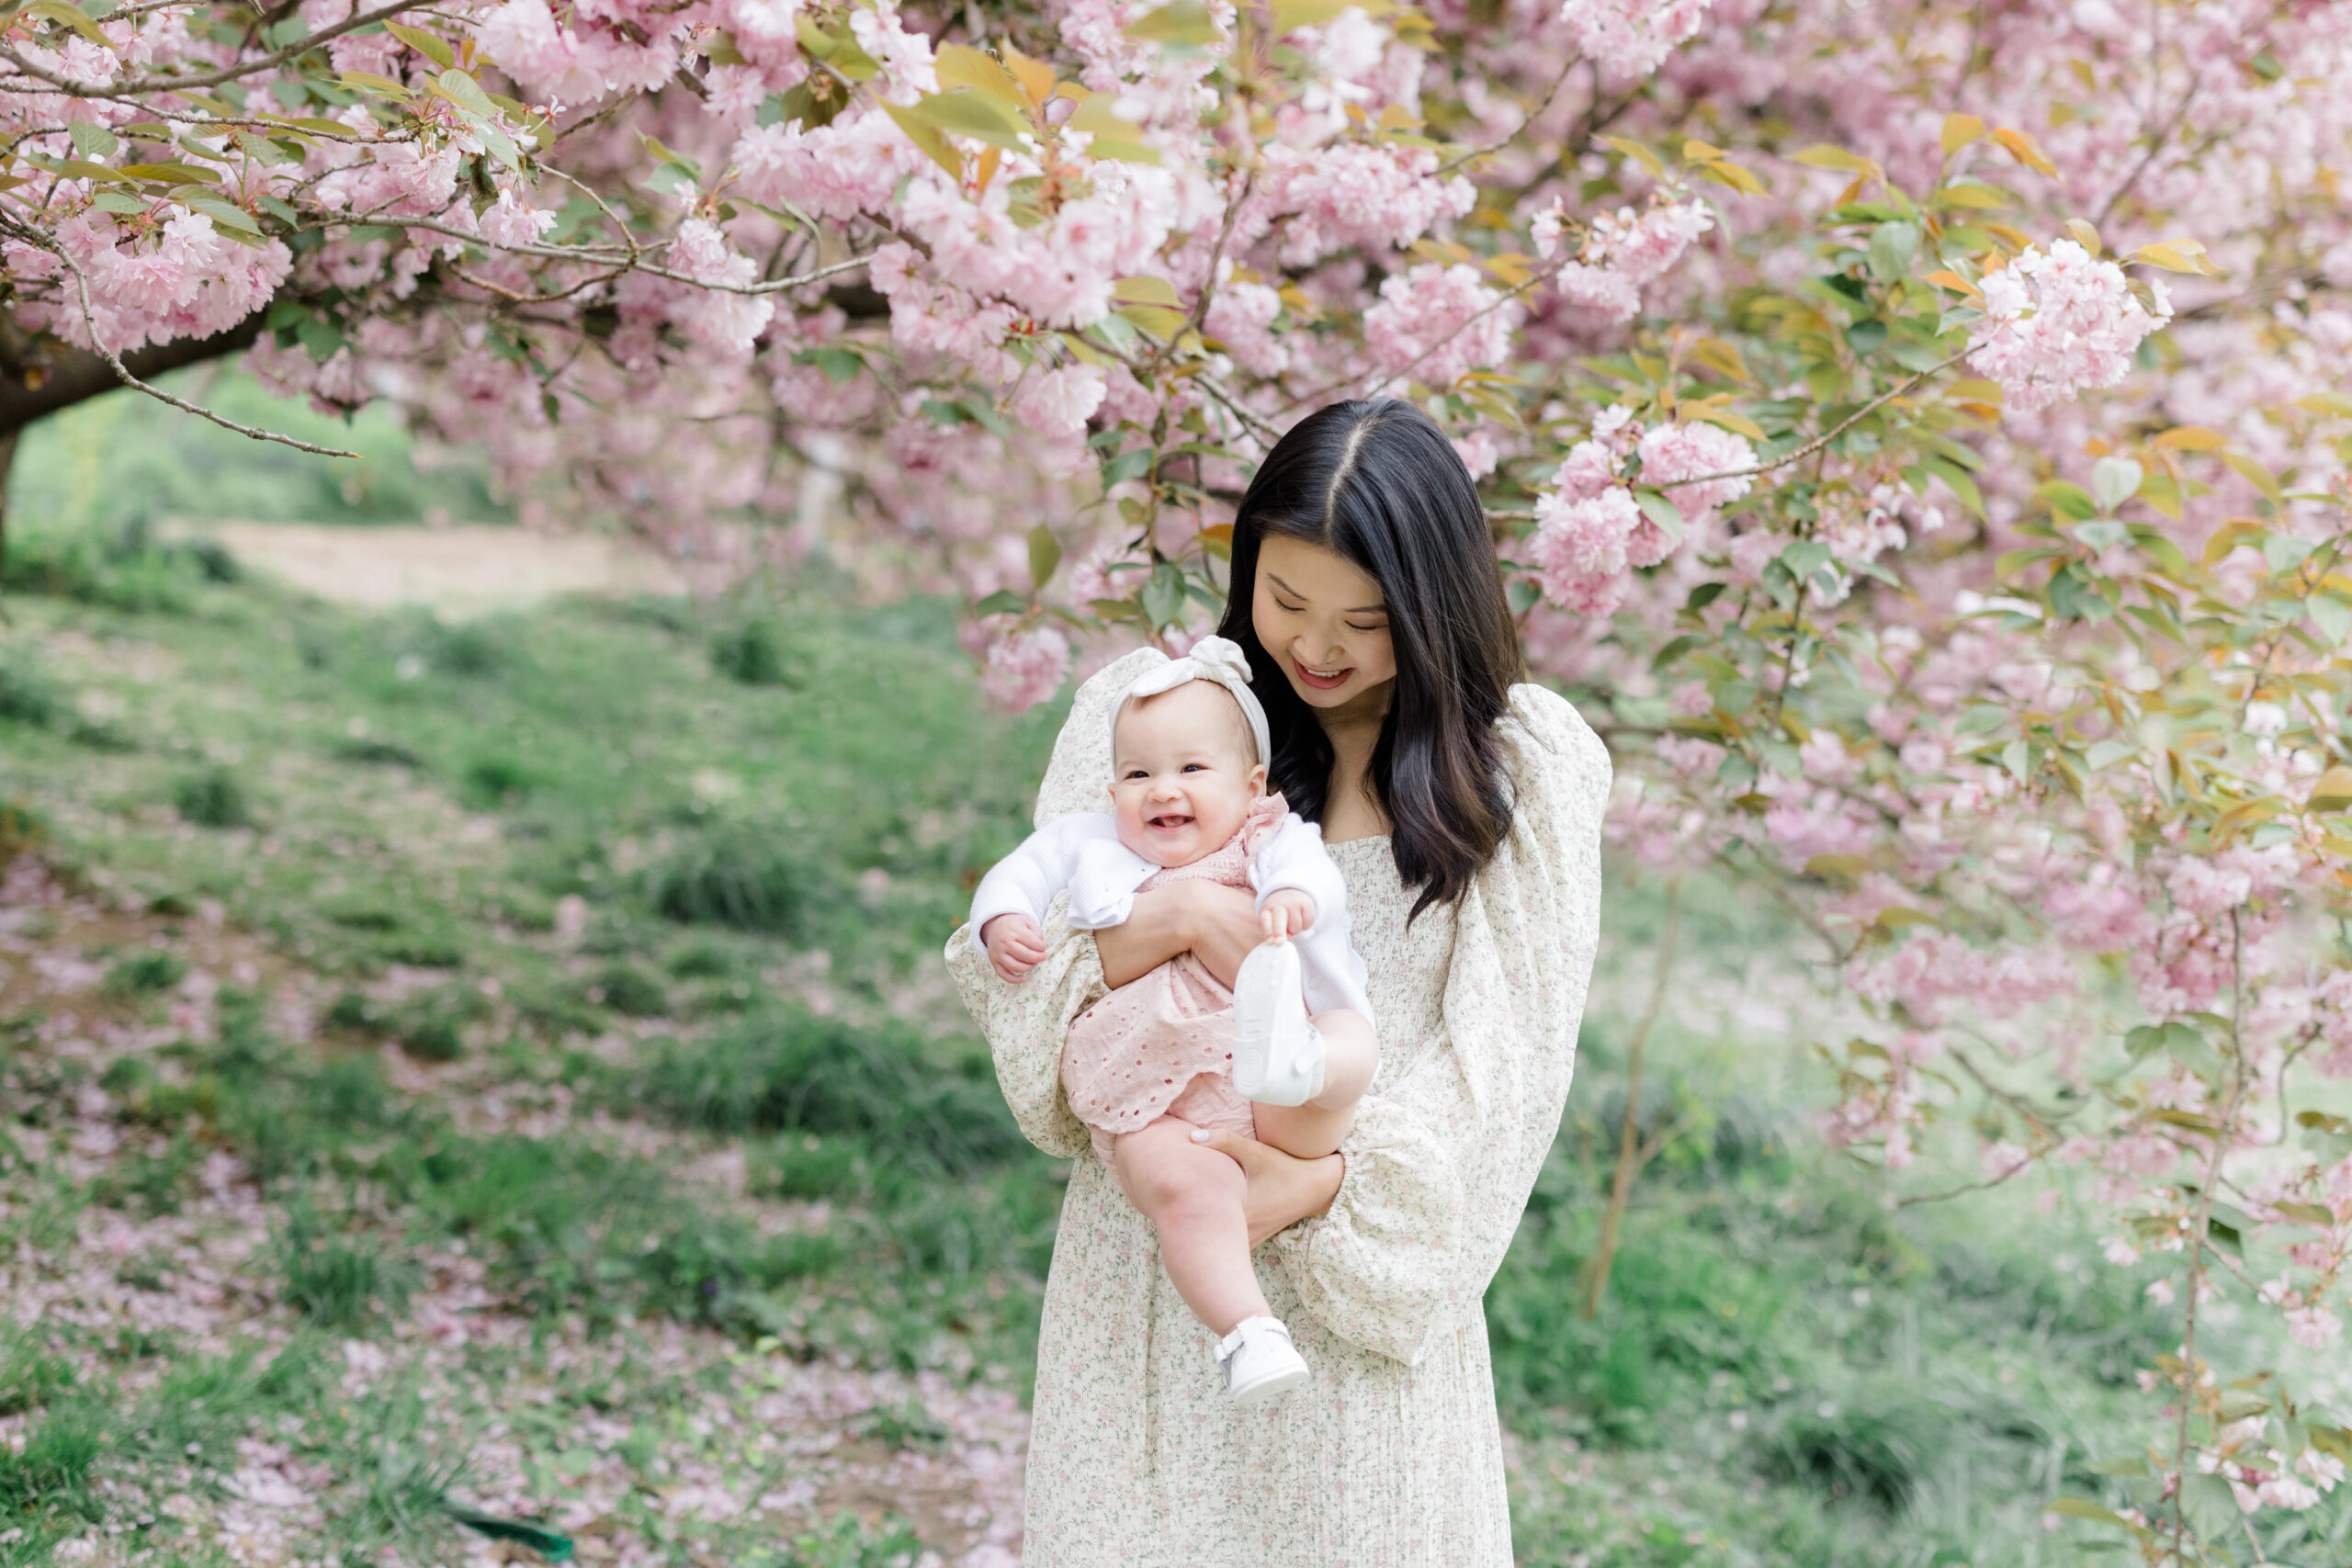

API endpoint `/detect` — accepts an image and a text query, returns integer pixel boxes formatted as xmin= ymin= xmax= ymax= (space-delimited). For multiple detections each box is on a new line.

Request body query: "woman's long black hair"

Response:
xmin=1214 ymin=399 xmax=1524 ymax=919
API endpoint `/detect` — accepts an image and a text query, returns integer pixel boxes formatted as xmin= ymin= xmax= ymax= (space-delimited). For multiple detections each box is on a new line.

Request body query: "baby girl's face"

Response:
xmin=1108 ymin=681 xmax=1267 ymax=868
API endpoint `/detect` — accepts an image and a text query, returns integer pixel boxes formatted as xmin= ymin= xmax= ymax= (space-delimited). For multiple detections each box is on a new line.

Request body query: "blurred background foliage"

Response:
xmin=1 ymin=381 xmax=2344 ymax=1566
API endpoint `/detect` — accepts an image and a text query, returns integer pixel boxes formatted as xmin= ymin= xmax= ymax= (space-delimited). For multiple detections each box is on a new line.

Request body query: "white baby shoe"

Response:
xmin=1231 ymin=939 xmax=1325 ymax=1108
xmin=1216 ymin=1315 xmax=1310 ymax=1404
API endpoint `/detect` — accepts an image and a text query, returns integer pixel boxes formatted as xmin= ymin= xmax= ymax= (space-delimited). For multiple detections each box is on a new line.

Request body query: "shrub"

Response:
xmin=334 ymin=737 xmax=424 ymax=767
xmin=0 ymin=653 xmax=62 ymax=729
xmin=0 ymin=798 xmax=42 ymax=878
xmin=0 ymin=1329 xmax=74 ymax=1418
xmin=648 ymin=825 xmax=815 ymax=936
xmin=394 ymin=985 xmax=487 ymax=1063
xmin=639 ymin=1008 xmax=1021 ymax=1174
xmin=709 ymin=619 xmax=800 ymax=687
xmin=275 ymin=1208 xmax=412 ymax=1327
xmin=105 ymin=950 xmax=188 ymax=994
xmin=459 ymin=753 xmax=534 ymax=810
xmin=665 ymin=941 xmax=735 ymax=978
xmin=173 ymin=767 xmax=251 ymax=829
xmin=593 ymin=964 xmax=669 ymax=1018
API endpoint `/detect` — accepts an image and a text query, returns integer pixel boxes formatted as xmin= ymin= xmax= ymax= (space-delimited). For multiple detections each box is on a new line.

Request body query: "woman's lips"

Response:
xmin=1292 ymin=657 xmax=1351 ymax=692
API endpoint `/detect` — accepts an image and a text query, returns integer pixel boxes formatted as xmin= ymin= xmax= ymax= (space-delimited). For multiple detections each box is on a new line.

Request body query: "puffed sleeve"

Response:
xmin=1268 ymin=683 xmax=1610 ymax=1363
xmin=946 ymin=649 xmax=1167 ymax=1160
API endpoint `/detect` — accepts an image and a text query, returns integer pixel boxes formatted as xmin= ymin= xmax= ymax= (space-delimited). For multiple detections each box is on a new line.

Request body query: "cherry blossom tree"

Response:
xmin=8 ymin=0 xmax=2352 ymax=1550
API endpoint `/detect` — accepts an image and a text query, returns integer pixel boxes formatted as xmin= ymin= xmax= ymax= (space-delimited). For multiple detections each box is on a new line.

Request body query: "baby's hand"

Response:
xmin=1260 ymin=889 xmax=1317 ymax=945
xmin=983 ymin=914 xmax=1047 ymax=982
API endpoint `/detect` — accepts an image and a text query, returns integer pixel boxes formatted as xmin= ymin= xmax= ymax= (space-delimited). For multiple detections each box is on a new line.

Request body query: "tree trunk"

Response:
xmin=0 ymin=428 xmax=15 ymax=619
xmin=0 ymin=308 xmax=273 ymax=617
xmin=0 ymin=309 xmax=271 ymax=443
xmin=1579 ymin=878 xmax=1682 ymax=1320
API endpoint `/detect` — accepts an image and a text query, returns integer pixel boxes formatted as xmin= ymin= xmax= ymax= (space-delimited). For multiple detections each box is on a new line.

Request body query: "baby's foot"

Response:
xmin=1216 ymin=1315 xmax=1309 ymax=1404
xmin=1232 ymin=940 xmax=1326 ymax=1107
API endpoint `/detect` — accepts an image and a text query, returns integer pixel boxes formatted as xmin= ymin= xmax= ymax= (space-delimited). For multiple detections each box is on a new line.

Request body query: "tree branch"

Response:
xmin=0 ymin=0 xmax=431 ymax=99
xmin=1 ymin=217 xmax=355 ymax=457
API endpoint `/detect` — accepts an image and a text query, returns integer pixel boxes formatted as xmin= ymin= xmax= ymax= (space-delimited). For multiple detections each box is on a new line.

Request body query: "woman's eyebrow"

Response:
xmin=1266 ymin=571 xmax=1385 ymax=615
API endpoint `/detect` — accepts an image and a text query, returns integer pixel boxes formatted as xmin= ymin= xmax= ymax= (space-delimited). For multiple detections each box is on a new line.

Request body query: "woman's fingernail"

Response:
xmin=1191 ymin=1129 xmax=1211 ymax=1144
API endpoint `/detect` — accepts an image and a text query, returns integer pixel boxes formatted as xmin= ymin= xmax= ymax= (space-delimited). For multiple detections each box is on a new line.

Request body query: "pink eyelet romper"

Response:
xmin=1059 ymin=793 xmax=1287 ymax=1166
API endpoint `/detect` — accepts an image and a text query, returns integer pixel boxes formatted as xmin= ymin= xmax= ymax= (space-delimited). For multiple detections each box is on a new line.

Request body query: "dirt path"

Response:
xmin=164 ymin=520 xmax=688 ymax=616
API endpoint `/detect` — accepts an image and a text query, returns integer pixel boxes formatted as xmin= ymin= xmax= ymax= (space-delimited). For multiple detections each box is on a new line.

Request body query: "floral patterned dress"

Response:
xmin=946 ymin=649 xmax=1610 ymax=1568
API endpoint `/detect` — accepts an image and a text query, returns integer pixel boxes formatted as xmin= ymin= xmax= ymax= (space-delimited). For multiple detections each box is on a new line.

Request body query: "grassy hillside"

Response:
xmin=1 ymin=410 xmax=2342 ymax=1565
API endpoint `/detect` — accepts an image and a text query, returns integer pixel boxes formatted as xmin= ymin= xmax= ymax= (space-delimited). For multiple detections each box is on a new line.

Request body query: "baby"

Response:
xmin=970 ymin=637 xmax=1380 ymax=1404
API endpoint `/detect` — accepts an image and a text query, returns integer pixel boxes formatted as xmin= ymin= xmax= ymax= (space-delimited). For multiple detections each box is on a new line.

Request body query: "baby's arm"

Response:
xmin=1250 ymin=816 xmax=1351 ymax=936
xmin=1260 ymin=888 xmax=1317 ymax=943
xmin=981 ymin=913 xmax=1047 ymax=982
xmin=969 ymin=816 xmax=1104 ymax=982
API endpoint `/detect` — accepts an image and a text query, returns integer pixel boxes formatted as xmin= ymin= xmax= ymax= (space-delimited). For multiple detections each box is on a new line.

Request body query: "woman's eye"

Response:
xmin=1347 ymin=622 xmax=1386 ymax=634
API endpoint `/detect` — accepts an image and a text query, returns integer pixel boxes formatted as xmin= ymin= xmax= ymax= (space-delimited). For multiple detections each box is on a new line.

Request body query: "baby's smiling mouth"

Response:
xmin=1146 ymin=812 xmax=1194 ymax=830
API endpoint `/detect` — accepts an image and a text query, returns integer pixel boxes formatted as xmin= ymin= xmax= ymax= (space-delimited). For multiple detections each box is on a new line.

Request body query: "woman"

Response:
xmin=946 ymin=399 xmax=1609 ymax=1565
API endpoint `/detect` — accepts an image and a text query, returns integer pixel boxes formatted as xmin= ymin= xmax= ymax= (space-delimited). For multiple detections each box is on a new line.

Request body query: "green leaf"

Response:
xmin=30 ymin=0 xmax=110 ymax=46
xmin=911 ymin=88 xmax=1032 ymax=150
xmin=1633 ymin=489 xmax=1684 ymax=545
xmin=2308 ymin=592 xmax=2352 ymax=646
xmin=794 ymin=16 xmax=881 ymax=78
xmin=972 ymin=589 xmax=1029 ymax=616
xmin=1777 ymin=539 xmax=1831 ymax=581
xmin=337 ymin=70 xmax=414 ymax=102
xmin=443 ymin=1507 xmax=573 ymax=1562
xmin=180 ymin=194 xmax=260 ymax=234
xmin=2177 ymin=1472 xmax=2241 ymax=1540
xmin=67 ymin=119 xmax=119 ymax=158
xmin=1068 ymin=92 xmax=1160 ymax=164
xmin=385 ymin=21 xmax=455 ymax=68
xmin=1028 ymin=525 xmax=1062 ymax=591
xmin=2042 ymin=1497 xmax=2133 ymax=1530
xmin=795 ymin=345 xmax=862 ymax=384
xmin=1921 ymin=456 xmax=1983 ymax=517
xmin=1270 ymin=0 xmax=1361 ymax=29
xmin=2035 ymin=480 xmax=2098 ymax=520
xmin=1124 ymin=0 xmax=1220 ymax=44
xmin=90 ymin=189 xmax=144 ymax=213
xmin=1865 ymin=220 xmax=1918 ymax=281
xmin=2263 ymin=532 xmax=2315 ymax=574
xmin=2084 ymin=739 xmax=2136 ymax=772
xmin=1140 ymin=562 xmax=1187 ymax=628
xmin=881 ymin=102 xmax=962 ymax=181
xmin=2089 ymin=456 xmax=2143 ymax=513
xmin=1101 ymin=446 xmax=1154 ymax=487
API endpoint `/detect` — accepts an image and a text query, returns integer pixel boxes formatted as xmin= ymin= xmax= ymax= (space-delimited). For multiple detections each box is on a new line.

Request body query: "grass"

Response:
xmin=4 ymin=399 xmax=2348 ymax=1562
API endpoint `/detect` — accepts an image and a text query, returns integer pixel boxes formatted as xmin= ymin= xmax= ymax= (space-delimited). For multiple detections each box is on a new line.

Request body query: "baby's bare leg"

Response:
xmin=1250 ymin=1009 xmax=1378 ymax=1160
xmin=1112 ymin=1116 xmax=1267 ymax=1337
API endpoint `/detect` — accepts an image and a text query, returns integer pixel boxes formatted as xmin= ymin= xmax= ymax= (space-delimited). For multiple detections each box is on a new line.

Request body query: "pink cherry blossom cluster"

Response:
xmin=1967 ymin=240 xmax=2175 ymax=414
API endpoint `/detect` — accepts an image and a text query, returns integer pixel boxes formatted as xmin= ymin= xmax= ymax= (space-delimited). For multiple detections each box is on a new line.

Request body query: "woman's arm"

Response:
xmin=1266 ymin=685 xmax=1611 ymax=1364
xmin=1190 ymin=1130 xmax=1345 ymax=1246
xmin=947 ymin=648 xmax=1170 ymax=1158
xmin=1095 ymin=878 xmax=1262 ymax=988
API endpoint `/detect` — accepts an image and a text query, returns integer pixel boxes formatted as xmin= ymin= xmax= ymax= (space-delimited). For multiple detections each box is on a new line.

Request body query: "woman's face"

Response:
xmin=1250 ymin=535 xmax=1397 ymax=716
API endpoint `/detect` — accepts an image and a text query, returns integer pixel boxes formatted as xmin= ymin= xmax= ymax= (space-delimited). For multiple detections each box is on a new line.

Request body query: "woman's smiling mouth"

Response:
xmin=1291 ymin=658 xmax=1351 ymax=691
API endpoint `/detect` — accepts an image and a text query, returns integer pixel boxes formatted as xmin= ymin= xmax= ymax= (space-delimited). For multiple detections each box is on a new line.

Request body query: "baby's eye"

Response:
xmin=1182 ymin=762 xmax=1206 ymax=773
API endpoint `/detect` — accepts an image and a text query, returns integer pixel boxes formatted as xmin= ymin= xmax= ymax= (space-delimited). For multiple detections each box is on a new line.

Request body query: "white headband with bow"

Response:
xmin=1108 ymin=635 xmax=1272 ymax=766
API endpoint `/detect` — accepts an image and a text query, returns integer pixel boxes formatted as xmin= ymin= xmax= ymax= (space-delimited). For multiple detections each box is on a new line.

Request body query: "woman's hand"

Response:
xmin=1191 ymin=1129 xmax=1346 ymax=1247
xmin=1097 ymin=880 xmax=1262 ymax=988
